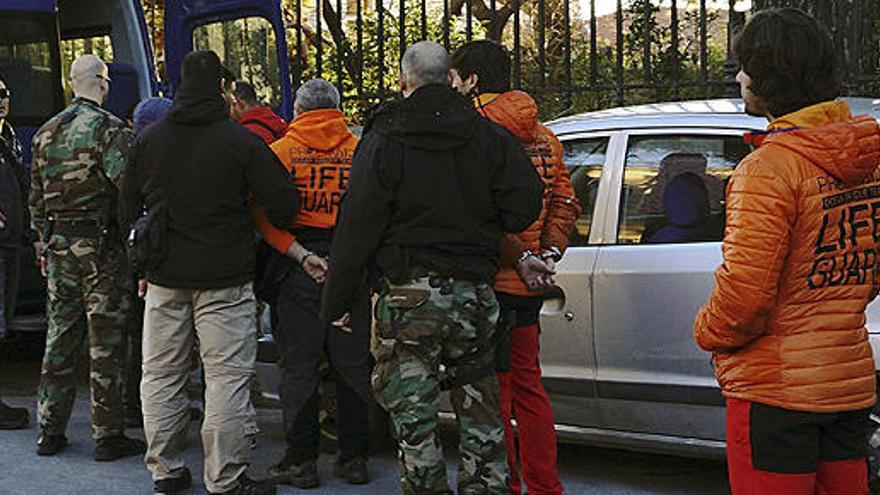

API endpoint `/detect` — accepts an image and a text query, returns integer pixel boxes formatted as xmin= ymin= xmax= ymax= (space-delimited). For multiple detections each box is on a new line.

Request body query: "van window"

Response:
xmin=60 ymin=34 xmax=114 ymax=103
xmin=193 ymin=17 xmax=281 ymax=109
xmin=0 ymin=13 xmax=62 ymax=124
xmin=618 ymin=134 xmax=751 ymax=245
xmin=562 ymin=137 xmax=608 ymax=246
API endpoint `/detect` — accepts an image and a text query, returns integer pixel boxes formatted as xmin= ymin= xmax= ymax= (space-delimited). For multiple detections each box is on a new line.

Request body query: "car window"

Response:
xmin=618 ymin=134 xmax=752 ymax=245
xmin=193 ymin=17 xmax=281 ymax=109
xmin=562 ymin=137 xmax=608 ymax=246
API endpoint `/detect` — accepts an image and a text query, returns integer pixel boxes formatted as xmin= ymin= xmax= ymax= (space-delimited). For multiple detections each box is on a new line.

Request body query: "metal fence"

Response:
xmin=287 ymin=0 xmax=880 ymax=119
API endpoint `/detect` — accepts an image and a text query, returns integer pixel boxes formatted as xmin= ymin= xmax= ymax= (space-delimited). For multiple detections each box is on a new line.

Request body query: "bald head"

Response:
xmin=70 ymin=54 xmax=110 ymax=104
xmin=400 ymin=41 xmax=450 ymax=97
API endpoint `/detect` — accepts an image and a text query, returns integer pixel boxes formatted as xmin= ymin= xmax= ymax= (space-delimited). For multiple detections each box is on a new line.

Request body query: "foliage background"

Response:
xmin=140 ymin=0 xmax=880 ymax=123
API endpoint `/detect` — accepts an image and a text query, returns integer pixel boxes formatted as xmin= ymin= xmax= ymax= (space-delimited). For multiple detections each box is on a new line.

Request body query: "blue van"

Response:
xmin=1 ymin=0 xmax=293 ymax=332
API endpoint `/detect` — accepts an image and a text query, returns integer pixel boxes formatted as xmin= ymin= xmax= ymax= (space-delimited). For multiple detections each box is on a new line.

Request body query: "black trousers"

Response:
xmin=125 ymin=286 xmax=144 ymax=414
xmin=274 ymin=261 xmax=372 ymax=463
xmin=0 ymin=247 xmax=20 ymax=337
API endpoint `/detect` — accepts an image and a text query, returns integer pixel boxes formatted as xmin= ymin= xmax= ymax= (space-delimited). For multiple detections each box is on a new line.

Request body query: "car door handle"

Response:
xmin=541 ymin=286 xmax=566 ymax=314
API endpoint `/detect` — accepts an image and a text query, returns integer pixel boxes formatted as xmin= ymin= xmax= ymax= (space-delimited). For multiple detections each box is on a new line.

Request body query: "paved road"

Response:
xmin=0 ymin=341 xmax=729 ymax=494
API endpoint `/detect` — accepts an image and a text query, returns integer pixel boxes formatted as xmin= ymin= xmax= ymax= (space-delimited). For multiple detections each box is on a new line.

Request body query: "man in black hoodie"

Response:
xmin=120 ymin=51 xmax=299 ymax=495
xmin=321 ymin=41 xmax=543 ymax=495
xmin=0 ymin=75 xmax=32 ymax=430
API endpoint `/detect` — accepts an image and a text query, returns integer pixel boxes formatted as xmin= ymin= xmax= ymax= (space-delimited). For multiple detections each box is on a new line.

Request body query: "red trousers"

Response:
xmin=496 ymin=323 xmax=563 ymax=495
xmin=726 ymin=398 xmax=868 ymax=495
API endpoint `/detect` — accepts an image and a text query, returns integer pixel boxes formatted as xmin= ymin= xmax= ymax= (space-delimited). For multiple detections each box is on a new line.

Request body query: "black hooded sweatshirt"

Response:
xmin=120 ymin=51 xmax=299 ymax=289
xmin=321 ymin=84 xmax=543 ymax=322
xmin=0 ymin=121 xmax=30 ymax=250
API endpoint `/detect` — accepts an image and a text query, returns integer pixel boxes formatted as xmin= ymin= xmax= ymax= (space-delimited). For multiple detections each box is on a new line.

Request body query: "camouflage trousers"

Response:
xmin=372 ymin=275 xmax=509 ymax=495
xmin=38 ymin=234 xmax=131 ymax=440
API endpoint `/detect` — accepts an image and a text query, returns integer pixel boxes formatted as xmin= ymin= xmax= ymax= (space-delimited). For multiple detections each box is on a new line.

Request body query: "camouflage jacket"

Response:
xmin=29 ymin=98 xmax=133 ymax=239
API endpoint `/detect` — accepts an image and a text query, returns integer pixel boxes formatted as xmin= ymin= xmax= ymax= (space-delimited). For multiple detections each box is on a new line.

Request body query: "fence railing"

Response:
xmin=283 ymin=0 xmax=879 ymax=119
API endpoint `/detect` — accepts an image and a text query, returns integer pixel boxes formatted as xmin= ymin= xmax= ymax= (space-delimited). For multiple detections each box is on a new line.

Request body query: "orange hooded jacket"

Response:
xmin=252 ymin=108 xmax=358 ymax=253
xmin=475 ymin=91 xmax=581 ymax=296
xmin=694 ymin=100 xmax=880 ymax=413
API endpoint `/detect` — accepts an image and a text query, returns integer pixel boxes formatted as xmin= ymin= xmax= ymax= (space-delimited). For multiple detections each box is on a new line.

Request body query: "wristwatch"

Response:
xmin=516 ymin=250 xmax=534 ymax=266
xmin=540 ymin=246 xmax=563 ymax=262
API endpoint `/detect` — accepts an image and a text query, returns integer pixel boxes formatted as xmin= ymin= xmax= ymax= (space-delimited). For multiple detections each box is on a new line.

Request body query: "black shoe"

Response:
xmin=0 ymin=401 xmax=29 ymax=430
xmin=210 ymin=474 xmax=276 ymax=495
xmin=154 ymin=467 xmax=192 ymax=494
xmin=94 ymin=434 xmax=147 ymax=461
xmin=334 ymin=456 xmax=369 ymax=485
xmin=36 ymin=434 xmax=68 ymax=456
xmin=269 ymin=454 xmax=320 ymax=489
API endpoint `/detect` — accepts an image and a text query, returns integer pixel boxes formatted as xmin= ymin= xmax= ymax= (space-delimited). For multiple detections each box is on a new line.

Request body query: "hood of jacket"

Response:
xmin=285 ymin=108 xmax=354 ymax=151
xmin=475 ymin=91 xmax=540 ymax=142
xmin=759 ymin=100 xmax=880 ymax=185
xmin=664 ymin=172 xmax=709 ymax=227
xmin=366 ymin=84 xmax=480 ymax=150
xmin=167 ymin=52 xmax=231 ymax=126
xmin=239 ymin=106 xmax=288 ymax=136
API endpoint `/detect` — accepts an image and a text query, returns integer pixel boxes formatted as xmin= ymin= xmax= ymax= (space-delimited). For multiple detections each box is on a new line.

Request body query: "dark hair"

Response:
xmin=733 ymin=8 xmax=841 ymax=117
xmin=450 ymin=40 xmax=511 ymax=95
xmin=233 ymin=80 xmax=258 ymax=105
xmin=180 ymin=51 xmax=236 ymax=94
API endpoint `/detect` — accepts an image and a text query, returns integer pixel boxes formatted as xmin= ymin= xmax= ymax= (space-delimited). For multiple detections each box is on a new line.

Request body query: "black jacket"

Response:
xmin=321 ymin=84 xmax=543 ymax=322
xmin=0 ymin=122 xmax=30 ymax=250
xmin=120 ymin=91 xmax=299 ymax=289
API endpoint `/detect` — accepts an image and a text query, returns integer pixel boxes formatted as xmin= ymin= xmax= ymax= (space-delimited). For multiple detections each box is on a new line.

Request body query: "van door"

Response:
xmin=163 ymin=0 xmax=293 ymax=120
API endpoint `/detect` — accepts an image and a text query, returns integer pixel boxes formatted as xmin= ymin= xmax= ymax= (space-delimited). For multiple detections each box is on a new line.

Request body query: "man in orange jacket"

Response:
xmin=251 ymin=79 xmax=371 ymax=488
xmin=451 ymin=40 xmax=580 ymax=495
xmin=231 ymin=80 xmax=287 ymax=145
xmin=694 ymin=9 xmax=879 ymax=495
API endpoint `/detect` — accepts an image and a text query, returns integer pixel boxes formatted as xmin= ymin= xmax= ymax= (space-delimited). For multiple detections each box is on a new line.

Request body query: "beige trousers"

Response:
xmin=141 ymin=282 xmax=257 ymax=493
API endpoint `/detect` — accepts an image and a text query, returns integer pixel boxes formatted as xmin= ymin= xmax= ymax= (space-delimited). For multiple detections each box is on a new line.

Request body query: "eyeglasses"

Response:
xmin=96 ymin=74 xmax=112 ymax=83
xmin=0 ymin=89 xmax=9 ymax=100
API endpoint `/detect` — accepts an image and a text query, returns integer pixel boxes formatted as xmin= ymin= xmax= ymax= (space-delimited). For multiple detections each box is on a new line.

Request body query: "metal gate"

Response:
xmin=286 ymin=0 xmax=879 ymax=119
xmin=143 ymin=0 xmax=880 ymax=120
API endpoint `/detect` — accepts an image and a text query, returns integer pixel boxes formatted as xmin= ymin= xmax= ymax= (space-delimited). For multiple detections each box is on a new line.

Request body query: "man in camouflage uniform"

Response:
xmin=29 ymin=55 xmax=145 ymax=460
xmin=321 ymin=41 xmax=543 ymax=494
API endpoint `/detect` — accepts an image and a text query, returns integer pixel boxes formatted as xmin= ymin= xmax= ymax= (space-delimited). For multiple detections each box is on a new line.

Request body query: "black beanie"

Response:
xmin=179 ymin=50 xmax=232 ymax=96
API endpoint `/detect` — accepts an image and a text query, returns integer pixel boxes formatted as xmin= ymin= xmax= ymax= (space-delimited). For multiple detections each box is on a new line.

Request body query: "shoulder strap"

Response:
xmin=241 ymin=119 xmax=283 ymax=140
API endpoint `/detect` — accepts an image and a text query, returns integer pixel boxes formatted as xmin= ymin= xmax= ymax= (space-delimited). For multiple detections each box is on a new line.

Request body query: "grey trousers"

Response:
xmin=141 ymin=282 xmax=258 ymax=493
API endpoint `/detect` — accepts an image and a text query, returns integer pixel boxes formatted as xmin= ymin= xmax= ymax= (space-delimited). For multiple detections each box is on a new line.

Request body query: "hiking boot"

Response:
xmin=154 ymin=467 xmax=192 ymax=494
xmin=94 ymin=434 xmax=147 ymax=461
xmin=0 ymin=401 xmax=29 ymax=430
xmin=269 ymin=454 xmax=320 ymax=489
xmin=209 ymin=474 xmax=276 ymax=495
xmin=334 ymin=456 xmax=369 ymax=485
xmin=36 ymin=434 xmax=68 ymax=456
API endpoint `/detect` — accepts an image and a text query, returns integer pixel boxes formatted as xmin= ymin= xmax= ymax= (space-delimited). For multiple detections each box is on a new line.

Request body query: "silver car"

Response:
xmin=530 ymin=97 xmax=880 ymax=460
xmin=257 ymin=97 xmax=880 ymax=465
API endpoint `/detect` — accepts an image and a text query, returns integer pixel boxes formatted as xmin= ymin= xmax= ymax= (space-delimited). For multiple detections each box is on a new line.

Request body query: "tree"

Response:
xmin=141 ymin=0 xmax=879 ymax=121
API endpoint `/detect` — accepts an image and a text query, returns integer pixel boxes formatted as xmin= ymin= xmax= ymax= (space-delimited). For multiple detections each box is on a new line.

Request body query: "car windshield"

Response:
xmin=0 ymin=12 xmax=63 ymax=125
